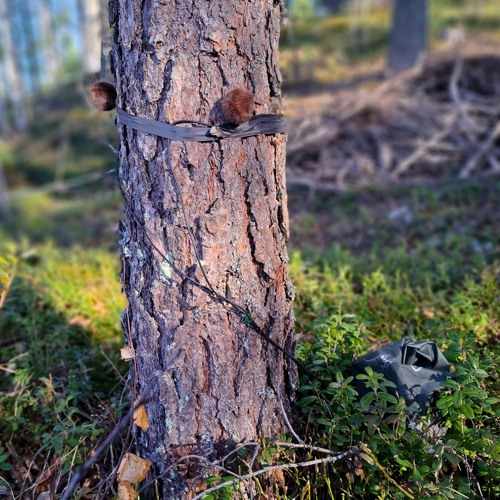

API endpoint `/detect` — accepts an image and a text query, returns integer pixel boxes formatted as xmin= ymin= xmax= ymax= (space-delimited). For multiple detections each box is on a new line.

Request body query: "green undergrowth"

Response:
xmin=282 ymin=180 xmax=500 ymax=497
xmin=288 ymin=253 xmax=499 ymax=498
xmin=194 ymin=238 xmax=500 ymax=499
xmin=2 ymin=225 xmax=498 ymax=497
xmin=0 ymin=240 xmax=127 ymax=493
xmin=1 ymin=82 xmax=499 ymax=496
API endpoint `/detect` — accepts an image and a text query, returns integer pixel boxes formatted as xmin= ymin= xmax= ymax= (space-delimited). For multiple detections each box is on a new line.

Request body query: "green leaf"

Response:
xmin=452 ymin=391 xmax=463 ymax=406
xmin=395 ymin=457 xmax=413 ymax=469
xmin=298 ymin=395 xmax=317 ymax=407
xmin=316 ymin=418 xmax=333 ymax=427
xmin=436 ymin=396 xmax=454 ymax=409
xmin=444 ymin=453 xmax=461 ymax=466
xmin=205 ymin=476 xmax=220 ymax=485
xmin=359 ymin=392 xmax=375 ymax=408
xmin=461 ymin=404 xmax=475 ymax=419
xmin=298 ymin=384 xmax=314 ymax=392
xmin=378 ymin=392 xmax=398 ymax=404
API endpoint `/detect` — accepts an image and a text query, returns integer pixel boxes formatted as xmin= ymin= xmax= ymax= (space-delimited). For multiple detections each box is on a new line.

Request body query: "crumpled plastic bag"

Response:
xmin=352 ymin=336 xmax=451 ymax=418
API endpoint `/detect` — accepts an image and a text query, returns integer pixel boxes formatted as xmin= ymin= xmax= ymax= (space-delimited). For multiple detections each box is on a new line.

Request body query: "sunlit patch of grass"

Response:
xmin=0 ymin=238 xmax=127 ymax=493
xmin=32 ymin=243 xmax=126 ymax=342
xmin=5 ymin=189 xmax=122 ymax=247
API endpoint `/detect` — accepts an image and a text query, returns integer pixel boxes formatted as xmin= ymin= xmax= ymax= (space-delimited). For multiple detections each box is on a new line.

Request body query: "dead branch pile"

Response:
xmin=286 ymin=54 xmax=500 ymax=191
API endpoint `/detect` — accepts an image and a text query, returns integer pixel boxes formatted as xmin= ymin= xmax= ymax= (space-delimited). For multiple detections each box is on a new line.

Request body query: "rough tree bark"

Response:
xmin=110 ymin=0 xmax=296 ymax=497
xmin=387 ymin=0 xmax=428 ymax=73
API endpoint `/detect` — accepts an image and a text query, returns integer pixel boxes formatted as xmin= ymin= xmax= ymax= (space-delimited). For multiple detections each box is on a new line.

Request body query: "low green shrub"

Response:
xmin=291 ymin=259 xmax=499 ymax=499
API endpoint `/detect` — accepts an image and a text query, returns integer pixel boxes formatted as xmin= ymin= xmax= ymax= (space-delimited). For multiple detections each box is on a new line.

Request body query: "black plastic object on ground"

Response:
xmin=352 ymin=337 xmax=451 ymax=418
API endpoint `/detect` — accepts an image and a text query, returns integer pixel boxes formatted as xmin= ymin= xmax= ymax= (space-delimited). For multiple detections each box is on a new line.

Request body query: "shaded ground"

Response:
xmin=289 ymin=177 xmax=500 ymax=259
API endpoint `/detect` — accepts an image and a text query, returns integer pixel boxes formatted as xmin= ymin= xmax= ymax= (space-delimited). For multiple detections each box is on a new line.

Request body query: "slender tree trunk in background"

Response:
xmin=0 ymin=0 xmax=27 ymax=130
xmin=0 ymin=67 xmax=11 ymax=136
xmin=99 ymin=0 xmax=113 ymax=81
xmin=16 ymin=0 xmax=41 ymax=94
xmin=77 ymin=0 xmax=102 ymax=77
xmin=0 ymin=159 xmax=11 ymax=220
xmin=321 ymin=0 xmax=346 ymax=15
xmin=387 ymin=0 xmax=428 ymax=73
xmin=110 ymin=0 xmax=296 ymax=497
xmin=39 ymin=0 xmax=60 ymax=88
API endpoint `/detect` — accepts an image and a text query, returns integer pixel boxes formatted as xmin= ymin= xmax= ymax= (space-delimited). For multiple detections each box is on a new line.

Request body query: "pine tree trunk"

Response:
xmin=110 ymin=1 xmax=296 ymax=497
xmin=387 ymin=0 xmax=428 ymax=73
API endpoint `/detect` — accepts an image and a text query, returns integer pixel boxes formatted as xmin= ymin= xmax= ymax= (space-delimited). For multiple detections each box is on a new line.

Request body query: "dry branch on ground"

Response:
xmin=286 ymin=53 xmax=500 ymax=190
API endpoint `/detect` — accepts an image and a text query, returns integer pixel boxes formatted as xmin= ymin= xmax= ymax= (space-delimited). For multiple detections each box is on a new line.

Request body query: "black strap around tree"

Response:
xmin=116 ymin=108 xmax=288 ymax=141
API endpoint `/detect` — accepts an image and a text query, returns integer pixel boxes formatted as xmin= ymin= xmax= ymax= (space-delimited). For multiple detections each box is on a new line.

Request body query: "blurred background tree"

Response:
xmin=388 ymin=0 xmax=429 ymax=72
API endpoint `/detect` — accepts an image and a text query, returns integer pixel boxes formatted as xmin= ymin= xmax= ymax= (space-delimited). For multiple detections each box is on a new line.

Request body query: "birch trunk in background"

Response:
xmin=110 ymin=0 xmax=296 ymax=497
xmin=16 ymin=0 xmax=41 ymax=93
xmin=39 ymin=0 xmax=60 ymax=88
xmin=0 ymin=0 xmax=27 ymax=131
xmin=77 ymin=0 xmax=102 ymax=77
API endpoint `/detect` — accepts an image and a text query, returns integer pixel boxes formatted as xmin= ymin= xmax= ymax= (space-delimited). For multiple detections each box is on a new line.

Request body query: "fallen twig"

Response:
xmin=391 ymin=113 xmax=458 ymax=179
xmin=60 ymin=390 xmax=152 ymax=500
xmin=359 ymin=443 xmax=414 ymax=499
xmin=459 ymin=121 xmax=500 ymax=178
xmin=192 ymin=448 xmax=357 ymax=500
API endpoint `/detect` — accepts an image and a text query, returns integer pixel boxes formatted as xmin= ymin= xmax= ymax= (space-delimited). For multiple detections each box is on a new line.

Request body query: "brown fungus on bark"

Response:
xmin=209 ymin=88 xmax=255 ymax=126
xmin=89 ymin=81 xmax=117 ymax=111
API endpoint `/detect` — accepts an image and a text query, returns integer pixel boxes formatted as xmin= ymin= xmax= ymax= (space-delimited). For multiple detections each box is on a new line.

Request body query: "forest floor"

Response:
xmin=0 ymin=42 xmax=499 ymax=498
xmin=285 ymin=44 xmax=500 ymax=268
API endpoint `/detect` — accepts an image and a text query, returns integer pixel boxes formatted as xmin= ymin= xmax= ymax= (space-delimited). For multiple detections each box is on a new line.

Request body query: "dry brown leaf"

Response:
xmin=118 ymin=481 xmax=138 ymax=500
xmin=120 ymin=346 xmax=135 ymax=361
xmin=268 ymin=467 xmax=286 ymax=488
xmin=69 ymin=315 xmax=90 ymax=328
xmin=117 ymin=453 xmax=151 ymax=484
xmin=34 ymin=456 xmax=61 ymax=497
xmin=133 ymin=404 xmax=149 ymax=430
